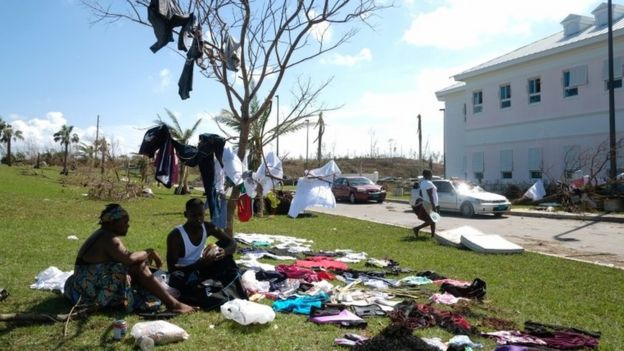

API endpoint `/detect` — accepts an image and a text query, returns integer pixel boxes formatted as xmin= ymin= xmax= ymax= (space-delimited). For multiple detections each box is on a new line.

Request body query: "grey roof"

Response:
xmin=454 ymin=8 xmax=624 ymax=80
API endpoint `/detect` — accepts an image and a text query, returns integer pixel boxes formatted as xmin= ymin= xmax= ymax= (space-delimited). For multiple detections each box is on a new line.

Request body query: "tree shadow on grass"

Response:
xmin=0 ymin=294 xmax=124 ymax=350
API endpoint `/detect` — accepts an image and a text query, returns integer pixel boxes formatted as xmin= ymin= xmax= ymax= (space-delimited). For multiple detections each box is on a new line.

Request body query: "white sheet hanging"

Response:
xmin=287 ymin=160 xmax=341 ymax=218
xmin=255 ymin=151 xmax=283 ymax=196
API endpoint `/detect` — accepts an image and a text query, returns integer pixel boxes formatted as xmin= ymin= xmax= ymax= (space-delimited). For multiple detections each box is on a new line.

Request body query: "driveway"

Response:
xmin=311 ymin=201 xmax=624 ymax=269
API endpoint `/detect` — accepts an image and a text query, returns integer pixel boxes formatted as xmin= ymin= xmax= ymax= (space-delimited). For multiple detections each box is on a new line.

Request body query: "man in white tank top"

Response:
xmin=166 ymin=198 xmax=247 ymax=309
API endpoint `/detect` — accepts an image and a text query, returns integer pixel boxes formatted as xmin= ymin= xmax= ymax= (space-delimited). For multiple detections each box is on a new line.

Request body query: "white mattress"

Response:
xmin=434 ymin=225 xmax=484 ymax=248
xmin=460 ymin=233 xmax=524 ymax=254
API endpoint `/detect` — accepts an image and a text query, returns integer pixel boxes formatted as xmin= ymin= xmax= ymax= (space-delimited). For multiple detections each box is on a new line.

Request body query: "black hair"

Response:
xmin=185 ymin=198 xmax=205 ymax=211
xmin=422 ymin=169 xmax=432 ymax=179
xmin=99 ymin=203 xmax=126 ymax=224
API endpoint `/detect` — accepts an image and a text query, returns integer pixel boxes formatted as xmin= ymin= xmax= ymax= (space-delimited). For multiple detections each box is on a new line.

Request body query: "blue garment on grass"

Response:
xmin=272 ymin=293 xmax=329 ymax=315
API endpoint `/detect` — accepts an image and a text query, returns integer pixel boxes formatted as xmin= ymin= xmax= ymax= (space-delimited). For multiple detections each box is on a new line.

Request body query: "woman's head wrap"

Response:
xmin=99 ymin=204 xmax=128 ymax=224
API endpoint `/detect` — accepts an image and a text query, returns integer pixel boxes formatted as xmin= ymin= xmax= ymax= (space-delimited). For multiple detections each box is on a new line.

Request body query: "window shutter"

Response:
xmin=500 ymin=150 xmax=513 ymax=172
xmin=570 ymin=65 xmax=588 ymax=86
xmin=602 ymin=57 xmax=623 ymax=80
xmin=472 ymin=152 xmax=484 ymax=172
xmin=528 ymin=148 xmax=542 ymax=171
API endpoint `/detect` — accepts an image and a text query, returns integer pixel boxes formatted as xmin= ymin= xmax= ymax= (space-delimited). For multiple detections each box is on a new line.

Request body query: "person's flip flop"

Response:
xmin=138 ymin=311 xmax=179 ymax=319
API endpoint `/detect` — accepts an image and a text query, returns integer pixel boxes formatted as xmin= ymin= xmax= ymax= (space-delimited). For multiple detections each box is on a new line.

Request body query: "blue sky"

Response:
xmin=0 ymin=0 xmax=607 ymax=161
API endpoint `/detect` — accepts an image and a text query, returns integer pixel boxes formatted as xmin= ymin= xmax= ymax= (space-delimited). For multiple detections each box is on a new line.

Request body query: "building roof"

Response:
xmin=453 ymin=3 xmax=624 ymax=81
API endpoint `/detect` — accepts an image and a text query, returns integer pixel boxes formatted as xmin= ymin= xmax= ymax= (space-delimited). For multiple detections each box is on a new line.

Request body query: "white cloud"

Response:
xmin=308 ymin=10 xmax=333 ymax=43
xmin=151 ymin=68 xmax=172 ymax=93
xmin=320 ymin=48 xmax=373 ymax=66
xmin=403 ymin=0 xmax=598 ymax=50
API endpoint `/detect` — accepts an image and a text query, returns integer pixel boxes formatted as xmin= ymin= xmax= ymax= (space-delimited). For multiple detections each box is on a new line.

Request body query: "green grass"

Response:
xmin=0 ymin=166 xmax=623 ymax=350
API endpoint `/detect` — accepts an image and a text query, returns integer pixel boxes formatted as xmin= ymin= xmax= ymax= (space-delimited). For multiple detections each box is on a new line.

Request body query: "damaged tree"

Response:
xmin=84 ymin=0 xmax=387 ymax=234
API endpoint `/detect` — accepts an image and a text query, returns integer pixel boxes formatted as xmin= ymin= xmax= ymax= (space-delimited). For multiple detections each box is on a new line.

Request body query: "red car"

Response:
xmin=332 ymin=176 xmax=386 ymax=204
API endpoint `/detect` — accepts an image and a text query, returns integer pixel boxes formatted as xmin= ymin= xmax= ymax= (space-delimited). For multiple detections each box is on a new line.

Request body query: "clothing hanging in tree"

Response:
xmin=147 ymin=0 xmax=194 ymax=53
xmin=178 ymin=28 xmax=203 ymax=100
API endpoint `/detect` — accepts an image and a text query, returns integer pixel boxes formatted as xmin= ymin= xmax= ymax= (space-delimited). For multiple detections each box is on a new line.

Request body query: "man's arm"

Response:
xmin=205 ymin=222 xmax=237 ymax=256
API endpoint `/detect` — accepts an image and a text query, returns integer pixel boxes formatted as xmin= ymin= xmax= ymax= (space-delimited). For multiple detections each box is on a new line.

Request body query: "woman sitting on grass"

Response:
xmin=64 ymin=204 xmax=197 ymax=314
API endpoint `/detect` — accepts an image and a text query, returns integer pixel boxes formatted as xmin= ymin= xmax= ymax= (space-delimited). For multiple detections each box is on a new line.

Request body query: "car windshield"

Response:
xmin=453 ymin=181 xmax=485 ymax=193
xmin=349 ymin=177 xmax=373 ymax=185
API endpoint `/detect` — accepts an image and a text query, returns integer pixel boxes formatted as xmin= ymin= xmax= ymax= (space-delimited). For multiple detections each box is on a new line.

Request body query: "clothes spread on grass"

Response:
xmin=288 ymin=160 xmax=341 ymax=218
xmin=30 ymin=266 xmax=73 ymax=294
xmin=36 ymin=229 xmax=600 ymax=349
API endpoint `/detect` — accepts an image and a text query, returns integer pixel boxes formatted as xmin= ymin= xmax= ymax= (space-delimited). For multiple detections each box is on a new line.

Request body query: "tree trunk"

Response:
xmin=6 ymin=138 xmax=12 ymax=166
xmin=226 ymin=117 xmax=251 ymax=236
xmin=254 ymin=146 xmax=265 ymax=217
xmin=62 ymin=143 xmax=69 ymax=175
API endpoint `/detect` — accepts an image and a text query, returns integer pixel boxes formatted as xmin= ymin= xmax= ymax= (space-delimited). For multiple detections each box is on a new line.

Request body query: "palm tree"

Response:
xmin=53 ymin=125 xmax=80 ymax=175
xmin=0 ymin=119 xmax=24 ymax=167
xmin=76 ymin=142 xmax=97 ymax=162
xmin=155 ymin=109 xmax=202 ymax=194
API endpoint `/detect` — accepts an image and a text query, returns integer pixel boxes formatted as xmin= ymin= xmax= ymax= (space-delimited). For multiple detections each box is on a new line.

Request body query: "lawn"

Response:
xmin=0 ymin=166 xmax=622 ymax=350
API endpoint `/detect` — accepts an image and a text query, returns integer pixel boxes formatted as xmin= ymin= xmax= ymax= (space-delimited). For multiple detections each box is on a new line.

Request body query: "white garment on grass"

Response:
xmin=236 ymin=258 xmax=275 ymax=271
xmin=288 ymin=160 xmax=341 ymax=218
xmin=524 ymin=179 xmax=546 ymax=201
xmin=30 ymin=266 xmax=73 ymax=294
xmin=255 ymin=151 xmax=283 ymax=196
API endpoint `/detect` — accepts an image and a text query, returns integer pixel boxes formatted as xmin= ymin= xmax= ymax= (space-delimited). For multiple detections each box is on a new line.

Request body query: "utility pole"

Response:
xmin=417 ymin=114 xmax=422 ymax=162
xmin=305 ymin=119 xmax=309 ymax=170
xmin=607 ymin=0 xmax=617 ymax=180
xmin=94 ymin=115 xmax=99 ymax=170
xmin=275 ymin=94 xmax=280 ymax=158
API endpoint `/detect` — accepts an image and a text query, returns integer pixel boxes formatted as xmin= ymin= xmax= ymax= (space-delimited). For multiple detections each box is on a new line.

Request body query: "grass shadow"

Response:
xmin=400 ymin=234 xmax=430 ymax=242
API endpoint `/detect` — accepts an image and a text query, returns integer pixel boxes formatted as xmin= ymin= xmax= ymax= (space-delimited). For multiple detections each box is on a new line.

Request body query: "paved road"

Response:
xmin=311 ymin=201 xmax=624 ymax=269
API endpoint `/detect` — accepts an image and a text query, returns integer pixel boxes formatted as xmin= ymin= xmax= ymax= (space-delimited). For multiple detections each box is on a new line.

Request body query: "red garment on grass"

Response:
xmin=295 ymin=256 xmax=349 ymax=271
xmin=275 ymin=264 xmax=335 ymax=282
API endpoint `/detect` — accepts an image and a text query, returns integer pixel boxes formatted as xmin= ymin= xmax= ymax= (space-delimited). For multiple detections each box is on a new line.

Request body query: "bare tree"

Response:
xmin=84 ymin=0 xmax=389 ymax=234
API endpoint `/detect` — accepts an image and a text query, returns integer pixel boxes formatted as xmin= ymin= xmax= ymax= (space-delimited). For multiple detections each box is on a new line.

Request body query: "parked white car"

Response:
xmin=410 ymin=179 xmax=511 ymax=217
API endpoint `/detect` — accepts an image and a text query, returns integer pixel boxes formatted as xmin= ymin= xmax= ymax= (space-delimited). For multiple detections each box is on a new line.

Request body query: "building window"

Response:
xmin=563 ymin=65 xmax=587 ymax=98
xmin=474 ymin=172 xmax=484 ymax=181
xmin=500 ymin=149 xmax=513 ymax=180
xmin=528 ymin=78 xmax=541 ymax=103
xmin=528 ymin=148 xmax=543 ymax=180
xmin=563 ymin=71 xmax=578 ymax=97
xmin=499 ymin=84 xmax=511 ymax=108
xmin=472 ymin=91 xmax=483 ymax=113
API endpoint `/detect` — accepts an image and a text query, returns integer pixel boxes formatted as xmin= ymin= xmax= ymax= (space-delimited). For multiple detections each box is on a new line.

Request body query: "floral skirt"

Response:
xmin=64 ymin=262 xmax=160 ymax=312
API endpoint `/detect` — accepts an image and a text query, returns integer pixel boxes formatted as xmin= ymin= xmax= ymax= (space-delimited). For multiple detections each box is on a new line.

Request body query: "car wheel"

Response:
xmin=349 ymin=192 xmax=356 ymax=204
xmin=494 ymin=213 xmax=503 ymax=217
xmin=377 ymin=198 xmax=384 ymax=204
xmin=460 ymin=202 xmax=475 ymax=217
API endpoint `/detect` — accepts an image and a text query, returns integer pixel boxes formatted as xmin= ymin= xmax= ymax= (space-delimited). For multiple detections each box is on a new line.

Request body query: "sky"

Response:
xmin=0 ymin=0 xmax=609 ymax=162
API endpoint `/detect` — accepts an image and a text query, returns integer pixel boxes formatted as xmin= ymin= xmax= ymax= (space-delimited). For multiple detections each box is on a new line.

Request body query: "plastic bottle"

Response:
xmin=135 ymin=336 xmax=155 ymax=351
xmin=220 ymin=299 xmax=275 ymax=325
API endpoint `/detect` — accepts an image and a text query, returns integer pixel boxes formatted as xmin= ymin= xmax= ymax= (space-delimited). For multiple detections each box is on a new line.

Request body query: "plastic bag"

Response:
xmin=221 ymin=298 xmax=275 ymax=325
xmin=240 ymin=270 xmax=270 ymax=294
xmin=130 ymin=320 xmax=189 ymax=345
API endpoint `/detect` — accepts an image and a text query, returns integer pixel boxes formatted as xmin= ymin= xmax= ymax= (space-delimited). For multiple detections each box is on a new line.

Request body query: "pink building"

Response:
xmin=437 ymin=2 xmax=624 ymax=185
